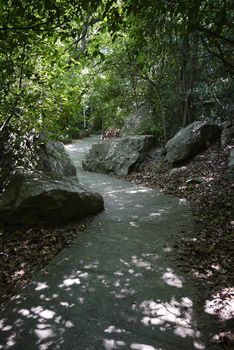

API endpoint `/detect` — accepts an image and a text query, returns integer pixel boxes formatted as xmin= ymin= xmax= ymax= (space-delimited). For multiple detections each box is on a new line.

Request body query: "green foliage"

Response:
xmin=0 ymin=0 xmax=122 ymax=136
xmin=137 ymin=122 xmax=163 ymax=138
xmin=0 ymin=0 xmax=233 ymax=142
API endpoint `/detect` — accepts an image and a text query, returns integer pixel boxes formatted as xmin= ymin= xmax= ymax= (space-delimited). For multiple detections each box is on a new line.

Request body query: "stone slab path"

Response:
xmin=0 ymin=136 xmax=219 ymax=350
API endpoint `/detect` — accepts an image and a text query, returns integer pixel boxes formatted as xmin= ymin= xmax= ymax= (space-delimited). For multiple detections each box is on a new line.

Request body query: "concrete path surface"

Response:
xmin=0 ymin=136 xmax=218 ymax=350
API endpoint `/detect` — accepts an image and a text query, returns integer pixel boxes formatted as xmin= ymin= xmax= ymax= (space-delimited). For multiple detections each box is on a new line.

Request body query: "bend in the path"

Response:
xmin=0 ymin=136 xmax=220 ymax=350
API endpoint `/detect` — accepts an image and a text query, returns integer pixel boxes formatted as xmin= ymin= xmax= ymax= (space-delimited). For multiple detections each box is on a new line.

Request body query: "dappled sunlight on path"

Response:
xmin=0 ymin=136 xmax=221 ymax=349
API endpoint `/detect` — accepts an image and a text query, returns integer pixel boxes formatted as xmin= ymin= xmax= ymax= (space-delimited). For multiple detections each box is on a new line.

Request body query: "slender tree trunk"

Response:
xmin=131 ymin=74 xmax=140 ymax=110
xmin=156 ymin=92 xmax=167 ymax=143
xmin=181 ymin=33 xmax=199 ymax=127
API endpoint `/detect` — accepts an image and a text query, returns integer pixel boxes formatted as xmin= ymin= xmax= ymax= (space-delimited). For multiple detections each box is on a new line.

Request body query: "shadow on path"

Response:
xmin=0 ymin=136 xmax=221 ymax=350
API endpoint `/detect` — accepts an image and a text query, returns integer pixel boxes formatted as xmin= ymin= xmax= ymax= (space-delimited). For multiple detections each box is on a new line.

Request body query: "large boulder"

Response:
xmin=38 ymin=140 xmax=77 ymax=177
xmin=82 ymin=140 xmax=112 ymax=173
xmin=83 ymin=135 xmax=156 ymax=176
xmin=0 ymin=171 xmax=104 ymax=225
xmin=121 ymin=105 xmax=156 ymax=136
xmin=0 ymin=134 xmax=104 ymax=225
xmin=165 ymin=121 xmax=221 ymax=164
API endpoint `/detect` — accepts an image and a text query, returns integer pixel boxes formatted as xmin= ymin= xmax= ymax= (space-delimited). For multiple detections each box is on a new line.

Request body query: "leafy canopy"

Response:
xmin=0 ymin=0 xmax=233 ymax=140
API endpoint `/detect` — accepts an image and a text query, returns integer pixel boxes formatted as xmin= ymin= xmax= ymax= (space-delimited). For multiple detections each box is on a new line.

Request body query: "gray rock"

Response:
xmin=221 ymin=121 xmax=234 ymax=149
xmin=38 ymin=140 xmax=77 ymax=177
xmin=147 ymin=148 xmax=163 ymax=161
xmin=165 ymin=121 xmax=221 ymax=164
xmin=169 ymin=166 xmax=188 ymax=177
xmin=83 ymin=135 xmax=156 ymax=176
xmin=185 ymin=177 xmax=206 ymax=184
xmin=82 ymin=140 xmax=112 ymax=173
xmin=0 ymin=137 xmax=104 ymax=225
xmin=121 ymin=105 xmax=156 ymax=136
xmin=0 ymin=170 xmax=104 ymax=225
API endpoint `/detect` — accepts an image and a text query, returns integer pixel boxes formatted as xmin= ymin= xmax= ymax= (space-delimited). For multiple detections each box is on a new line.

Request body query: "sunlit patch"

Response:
xmin=34 ymin=328 xmax=55 ymax=340
xmin=204 ymin=287 xmax=234 ymax=320
xmin=121 ymin=288 xmax=135 ymax=295
xmin=18 ymin=308 xmax=30 ymax=316
xmin=59 ymin=278 xmax=81 ymax=287
xmin=104 ymin=325 xmax=129 ymax=334
xmin=6 ymin=333 xmax=17 ymax=348
xmin=103 ymin=338 xmax=126 ymax=349
xmin=101 ymin=279 xmax=110 ymax=287
xmin=162 ymin=246 xmax=172 ymax=253
xmin=15 ymin=318 xmax=24 ymax=327
xmin=174 ymin=324 xmax=197 ymax=338
xmin=114 ymin=280 xmax=120 ymax=287
xmin=60 ymin=302 xmax=69 ymax=307
xmin=31 ymin=306 xmax=43 ymax=314
xmin=37 ymin=324 xmax=47 ymax=329
xmin=131 ymin=256 xmax=152 ymax=269
xmin=114 ymin=271 xmax=124 ymax=276
xmin=130 ymin=343 xmax=159 ymax=350
xmin=84 ymin=264 xmax=97 ymax=269
xmin=193 ymin=341 xmax=206 ymax=349
xmin=55 ymin=316 xmax=62 ymax=324
xmin=139 ymin=297 xmax=201 ymax=341
xmin=1 ymin=325 xmax=12 ymax=331
xmin=181 ymin=297 xmax=193 ymax=308
xmin=162 ymin=268 xmax=183 ymax=288
xmin=142 ymin=253 xmax=155 ymax=258
xmin=39 ymin=309 xmax=55 ymax=320
xmin=179 ymin=198 xmax=187 ymax=204
xmin=35 ymin=282 xmax=49 ymax=291
xmin=39 ymin=343 xmax=56 ymax=350
xmin=129 ymin=221 xmax=139 ymax=227
xmin=210 ymin=263 xmax=221 ymax=271
xmin=149 ymin=213 xmax=161 ymax=217
xmin=65 ymin=320 xmax=74 ymax=328
xmin=126 ymin=188 xmax=151 ymax=194
xmin=120 ymin=259 xmax=130 ymax=267
xmin=212 ymin=330 xmax=234 ymax=345
xmin=76 ymin=271 xmax=89 ymax=278
xmin=141 ymin=316 xmax=164 ymax=326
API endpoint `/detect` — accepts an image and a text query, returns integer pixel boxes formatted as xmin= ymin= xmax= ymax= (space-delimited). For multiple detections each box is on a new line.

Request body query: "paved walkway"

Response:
xmin=0 ymin=136 xmax=217 ymax=350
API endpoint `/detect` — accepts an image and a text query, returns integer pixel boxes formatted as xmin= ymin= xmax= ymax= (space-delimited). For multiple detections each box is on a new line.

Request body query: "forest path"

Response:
xmin=0 ymin=136 xmax=217 ymax=350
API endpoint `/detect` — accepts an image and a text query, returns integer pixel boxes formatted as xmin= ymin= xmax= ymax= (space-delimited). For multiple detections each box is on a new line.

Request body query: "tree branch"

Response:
xmin=197 ymin=26 xmax=234 ymax=46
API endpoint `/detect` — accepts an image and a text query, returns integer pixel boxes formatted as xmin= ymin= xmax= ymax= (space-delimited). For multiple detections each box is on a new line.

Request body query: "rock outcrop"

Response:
xmin=0 ymin=134 xmax=104 ymax=225
xmin=82 ymin=140 xmax=112 ymax=174
xmin=83 ymin=135 xmax=156 ymax=176
xmin=165 ymin=121 xmax=221 ymax=164
xmin=121 ymin=105 xmax=156 ymax=136
xmin=39 ymin=140 xmax=77 ymax=177
xmin=0 ymin=171 xmax=104 ymax=225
